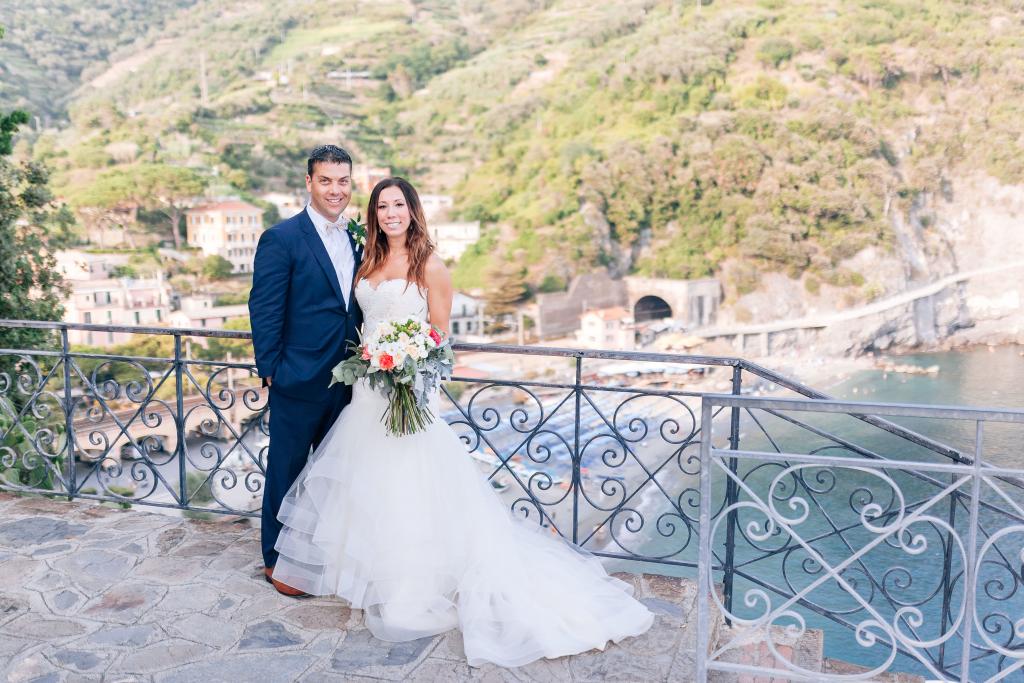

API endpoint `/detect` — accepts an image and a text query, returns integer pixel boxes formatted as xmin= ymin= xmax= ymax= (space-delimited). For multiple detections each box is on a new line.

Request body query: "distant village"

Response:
xmin=58 ymin=168 xmax=722 ymax=356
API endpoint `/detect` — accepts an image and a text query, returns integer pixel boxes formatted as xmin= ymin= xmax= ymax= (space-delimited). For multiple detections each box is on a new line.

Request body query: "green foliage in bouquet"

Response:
xmin=329 ymin=319 xmax=455 ymax=437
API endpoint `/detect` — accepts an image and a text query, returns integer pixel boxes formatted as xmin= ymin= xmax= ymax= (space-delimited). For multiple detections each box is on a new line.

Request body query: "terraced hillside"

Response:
xmin=6 ymin=0 xmax=1024 ymax=303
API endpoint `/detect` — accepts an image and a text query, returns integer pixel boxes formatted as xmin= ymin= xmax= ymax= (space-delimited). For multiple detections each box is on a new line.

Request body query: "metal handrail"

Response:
xmin=4 ymin=319 xmax=1022 ymax=679
xmin=3 ymin=321 xmax=1018 ymax=529
xmin=704 ymin=393 xmax=1024 ymax=424
xmin=696 ymin=393 xmax=1024 ymax=682
xmin=0 ymin=317 xmax=1006 ymax=470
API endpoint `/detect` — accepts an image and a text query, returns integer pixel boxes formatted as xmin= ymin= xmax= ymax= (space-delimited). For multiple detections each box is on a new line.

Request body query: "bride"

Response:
xmin=271 ymin=177 xmax=653 ymax=667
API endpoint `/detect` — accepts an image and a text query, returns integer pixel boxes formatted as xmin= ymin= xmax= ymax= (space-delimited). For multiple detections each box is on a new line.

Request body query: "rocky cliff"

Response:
xmin=718 ymin=173 xmax=1024 ymax=355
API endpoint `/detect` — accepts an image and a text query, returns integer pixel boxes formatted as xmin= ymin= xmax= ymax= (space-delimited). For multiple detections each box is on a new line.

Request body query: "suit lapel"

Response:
xmin=298 ymin=211 xmax=346 ymax=307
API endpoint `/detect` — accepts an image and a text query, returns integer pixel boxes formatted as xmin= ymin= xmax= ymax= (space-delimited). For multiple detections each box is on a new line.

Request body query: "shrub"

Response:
xmin=757 ymin=38 xmax=795 ymax=68
xmin=734 ymin=75 xmax=788 ymax=110
xmin=538 ymin=274 xmax=567 ymax=293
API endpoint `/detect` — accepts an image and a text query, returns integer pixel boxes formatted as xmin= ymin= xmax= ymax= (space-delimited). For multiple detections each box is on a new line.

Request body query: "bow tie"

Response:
xmin=325 ymin=221 xmax=346 ymax=233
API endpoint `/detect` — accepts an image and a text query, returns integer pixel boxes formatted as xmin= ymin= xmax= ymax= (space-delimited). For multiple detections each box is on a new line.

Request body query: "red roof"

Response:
xmin=188 ymin=200 xmax=261 ymax=214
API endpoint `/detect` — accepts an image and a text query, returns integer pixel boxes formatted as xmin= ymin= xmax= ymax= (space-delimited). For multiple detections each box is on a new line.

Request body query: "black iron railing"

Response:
xmin=2 ymin=319 xmax=1022 ymax=679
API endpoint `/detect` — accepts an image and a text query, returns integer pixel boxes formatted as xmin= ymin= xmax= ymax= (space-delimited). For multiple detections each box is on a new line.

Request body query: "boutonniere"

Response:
xmin=347 ymin=213 xmax=367 ymax=249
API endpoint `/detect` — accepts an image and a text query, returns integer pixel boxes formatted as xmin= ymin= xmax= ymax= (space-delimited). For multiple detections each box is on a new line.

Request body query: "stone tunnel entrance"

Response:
xmin=633 ymin=295 xmax=673 ymax=323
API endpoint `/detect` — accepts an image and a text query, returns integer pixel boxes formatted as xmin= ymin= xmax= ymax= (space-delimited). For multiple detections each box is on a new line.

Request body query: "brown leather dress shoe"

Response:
xmin=263 ymin=566 xmax=313 ymax=598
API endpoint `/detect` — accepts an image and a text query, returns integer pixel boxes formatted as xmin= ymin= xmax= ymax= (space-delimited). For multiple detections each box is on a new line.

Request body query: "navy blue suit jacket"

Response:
xmin=249 ymin=210 xmax=362 ymax=401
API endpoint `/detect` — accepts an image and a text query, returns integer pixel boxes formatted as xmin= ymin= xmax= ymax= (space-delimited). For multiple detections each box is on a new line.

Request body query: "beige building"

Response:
xmin=64 ymin=275 xmax=172 ymax=347
xmin=56 ymin=250 xmax=132 ymax=281
xmin=430 ymin=221 xmax=481 ymax=262
xmin=578 ymin=307 xmax=635 ymax=350
xmin=169 ymin=303 xmax=250 ymax=332
xmin=186 ymin=201 xmax=264 ymax=274
xmin=57 ymin=249 xmax=172 ymax=346
xmin=420 ymin=194 xmax=455 ymax=221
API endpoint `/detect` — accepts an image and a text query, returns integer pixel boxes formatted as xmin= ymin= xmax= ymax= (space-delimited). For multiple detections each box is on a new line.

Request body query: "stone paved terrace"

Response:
xmin=0 ymin=493 xmax=714 ymax=682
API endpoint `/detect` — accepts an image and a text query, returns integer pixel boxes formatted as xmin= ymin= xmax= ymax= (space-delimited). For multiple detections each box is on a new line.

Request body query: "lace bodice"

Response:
xmin=355 ymin=278 xmax=429 ymax=336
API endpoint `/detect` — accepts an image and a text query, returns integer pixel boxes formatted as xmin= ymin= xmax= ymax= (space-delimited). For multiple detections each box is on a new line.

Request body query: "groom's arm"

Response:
xmin=249 ymin=229 xmax=290 ymax=382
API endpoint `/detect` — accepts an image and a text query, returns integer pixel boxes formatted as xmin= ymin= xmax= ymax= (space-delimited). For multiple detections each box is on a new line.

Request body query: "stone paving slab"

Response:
xmin=0 ymin=493 xmax=706 ymax=682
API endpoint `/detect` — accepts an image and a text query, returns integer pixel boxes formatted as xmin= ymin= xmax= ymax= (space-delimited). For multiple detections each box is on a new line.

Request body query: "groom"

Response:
xmin=249 ymin=145 xmax=363 ymax=596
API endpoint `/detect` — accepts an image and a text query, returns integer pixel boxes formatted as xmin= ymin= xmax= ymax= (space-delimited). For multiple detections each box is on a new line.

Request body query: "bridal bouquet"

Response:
xmin=329 ymin=317 xmax=455 ymax=436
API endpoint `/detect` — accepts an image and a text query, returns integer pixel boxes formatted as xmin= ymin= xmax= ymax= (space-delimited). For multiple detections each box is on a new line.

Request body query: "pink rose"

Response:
xmin=429 ymin=328 xmax=443 ymax=345
xmin=361 ymin=347 xmax=371 ymax=361
xmin=379 ymin=353 xmax=395 ymax=371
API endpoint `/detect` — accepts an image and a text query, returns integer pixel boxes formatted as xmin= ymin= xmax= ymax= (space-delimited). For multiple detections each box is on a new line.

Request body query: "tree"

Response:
xmin=387 ymin=65 xmax=414 ymax=99
xmin=0 ymin=109 xmax=28 ymax=156
xmin=109 ymin=264 xmax=138 ymax=279
xmin=0 ymin=67 xmax=74 ymax=489
xmin=0 ymin=110 xmax=72 ymax=350
xmin=74 ymin=164 xmax=206 ymax=249
xmin=202 ymin=255 xmax=234 ymax=281
xmin=757 ymin=38 xmax=795 ymax=68
xmin=481 ymin=260 xmax=530 ymax=333
xmin=141 ymin=164 xmax=207 ymax=249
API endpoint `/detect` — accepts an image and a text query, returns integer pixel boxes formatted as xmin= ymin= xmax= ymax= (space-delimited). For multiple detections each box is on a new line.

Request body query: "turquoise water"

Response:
xmin=628 ymin=345 xmax=1024 ymax=679
xmin=831 ymin=345 xmax=1024 ymax=412
xmin=742 ymin=346 xmax=1024 ymax=678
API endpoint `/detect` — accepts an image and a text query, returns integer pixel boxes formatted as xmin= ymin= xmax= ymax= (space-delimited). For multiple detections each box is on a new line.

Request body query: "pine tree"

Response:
xmin=73 ymin=164 xmax=206 ymax=249
xmin=482 ymin=260 xmax=530 ymax=333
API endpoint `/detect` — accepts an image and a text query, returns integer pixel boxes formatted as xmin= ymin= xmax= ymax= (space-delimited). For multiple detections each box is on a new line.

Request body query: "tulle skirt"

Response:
xmin=272 ymin=382 xmax=653 ymax=667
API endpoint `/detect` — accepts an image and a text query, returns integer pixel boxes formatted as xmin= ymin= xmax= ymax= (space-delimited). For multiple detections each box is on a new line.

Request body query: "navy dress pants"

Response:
xmin=261 ymin=385 xmax=348 ymax=568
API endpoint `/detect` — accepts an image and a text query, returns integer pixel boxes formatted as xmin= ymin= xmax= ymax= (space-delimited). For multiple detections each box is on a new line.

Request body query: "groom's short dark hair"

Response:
xmin=307 ymin=145 xmax=353 ymax=176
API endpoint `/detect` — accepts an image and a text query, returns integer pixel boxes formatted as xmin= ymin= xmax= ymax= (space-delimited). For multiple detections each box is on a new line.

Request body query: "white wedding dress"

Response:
xmin=272 ymin=278 xmax=653 ymax=667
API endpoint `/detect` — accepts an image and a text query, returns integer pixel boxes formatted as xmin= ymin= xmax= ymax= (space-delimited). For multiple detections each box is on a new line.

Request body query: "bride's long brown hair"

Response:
xmin=356 ymin=177 xmax=434 ymax=288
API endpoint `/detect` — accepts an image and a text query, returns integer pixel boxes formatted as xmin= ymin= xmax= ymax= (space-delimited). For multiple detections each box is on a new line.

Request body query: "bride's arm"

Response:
xmin=424 ymin=255 xmax=453 ymax=336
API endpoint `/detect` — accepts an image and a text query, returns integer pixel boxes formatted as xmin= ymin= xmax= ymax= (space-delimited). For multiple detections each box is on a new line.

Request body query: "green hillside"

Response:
xmin=6 ymin=0 xmax=1024 ymax=300
xmin=393 ymin=0 xmax=1024 ymax=293
xmin=0 ymin=0 xmax=202 ymax=122
xmin=15 ymin=0 xmax=544 ymax=195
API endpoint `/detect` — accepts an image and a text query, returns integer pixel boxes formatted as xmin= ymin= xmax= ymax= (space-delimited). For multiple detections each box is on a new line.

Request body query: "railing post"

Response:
xmin=937 ymin=478 xmax=959 ymax=674
xmin=696 ymin=395 xmax=715 ymax=682
xmin=61 ymin=328 xmax=75 ymax=501
xmin=572 ymin=353 xmax=582 ymax=545
xmin=959 ymin=421 xmax=984 ymax=683
xmin=722 ymin=363 xmax=743 ymax=622
xmin=175 ymin=334 xmax=187 ymax=507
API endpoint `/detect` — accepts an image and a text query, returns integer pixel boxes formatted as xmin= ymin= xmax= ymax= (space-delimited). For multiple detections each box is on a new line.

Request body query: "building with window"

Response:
xmin=63 ymin=274 xmax=172 ymax=347
xmin=429 ymin=221 xmax=481 ymax=262
xmin=578 ymin=307 xmax=635 ymax=350
xmin=168 ymin=304 xmax=250 ymax=333
xmin=420 ymin=194 xmax=455 ymax=221
xmin=185 ymin=200 xmax=264 ymax=274
xmin=449 ymin=292 xmax=487 ymax=342
xmin=55 ymin=250 xmax=132 ymax=281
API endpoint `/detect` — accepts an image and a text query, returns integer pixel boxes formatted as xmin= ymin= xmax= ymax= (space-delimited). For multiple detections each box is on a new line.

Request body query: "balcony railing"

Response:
xmin=1 ymin=319 xmax=1022 ymax=680
xmin=695 ymin=395 xmax=1024 ymax=682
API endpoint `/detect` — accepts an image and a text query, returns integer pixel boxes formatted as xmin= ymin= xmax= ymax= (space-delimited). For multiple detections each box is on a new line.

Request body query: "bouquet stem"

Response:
xmin=382 ymin=384 xmax=435 ymax=436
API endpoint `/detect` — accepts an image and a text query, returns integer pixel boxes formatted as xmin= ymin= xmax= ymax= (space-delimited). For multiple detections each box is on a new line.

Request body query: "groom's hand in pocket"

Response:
xmin=263 ymin=376 xmax=273 ymax=387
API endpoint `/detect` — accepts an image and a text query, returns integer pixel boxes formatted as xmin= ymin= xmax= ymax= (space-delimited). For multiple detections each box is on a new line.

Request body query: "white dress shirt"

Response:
xmin=306 ymin=204 xmax=355 ymax=308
